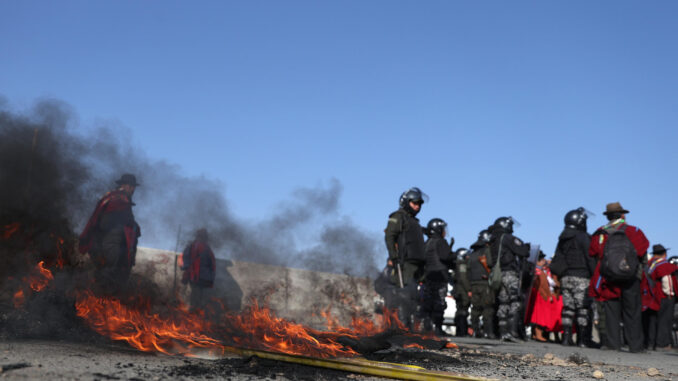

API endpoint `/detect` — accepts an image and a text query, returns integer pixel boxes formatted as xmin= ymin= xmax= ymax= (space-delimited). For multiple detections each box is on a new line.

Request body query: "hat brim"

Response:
xmin=603 ymin=209 xmax=629 ymax=215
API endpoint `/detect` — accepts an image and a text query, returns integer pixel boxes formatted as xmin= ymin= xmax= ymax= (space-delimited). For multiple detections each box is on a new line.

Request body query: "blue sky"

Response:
xmin=2 ymin=1 xmax=677 ymax=262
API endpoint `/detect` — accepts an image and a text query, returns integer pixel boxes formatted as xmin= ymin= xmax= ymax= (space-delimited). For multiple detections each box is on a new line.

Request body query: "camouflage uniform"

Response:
xmin=560 ymin=276 xmax=590 ymax=328
xmin=490 ymin=226 xmax=530 ymax=340
xmin=496 ymin=270 xmax=521 ymax=335
xmin=454 ymin=256 xmax=471 ymax=336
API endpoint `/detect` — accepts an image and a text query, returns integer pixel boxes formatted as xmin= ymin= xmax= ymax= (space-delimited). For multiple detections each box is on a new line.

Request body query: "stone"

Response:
xmin=647 ymin=368 xmax=660 ymax=377
xmin=593 ymin=370 xmax=604 ymax=379
xmin=544 ymin=353 xmax=554 ymax=360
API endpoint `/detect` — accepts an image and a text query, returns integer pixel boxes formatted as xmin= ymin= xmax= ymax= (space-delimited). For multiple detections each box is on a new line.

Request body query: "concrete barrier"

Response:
xmin=133 ymin=247 xmax=379 ymax=328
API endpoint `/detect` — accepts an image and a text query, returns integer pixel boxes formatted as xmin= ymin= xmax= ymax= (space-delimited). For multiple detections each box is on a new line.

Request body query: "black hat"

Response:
xmin=538 ymin=251 xmax=546 ymax=260
xmin=651 ymin=244 xmax=669 ymax=255
xmin=115 ymin=173 xmax=140 ymax=186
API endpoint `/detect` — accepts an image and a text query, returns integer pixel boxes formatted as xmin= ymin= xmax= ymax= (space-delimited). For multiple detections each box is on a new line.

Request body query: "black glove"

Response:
xmin=449 ymin=236 xmax=455 ymax=248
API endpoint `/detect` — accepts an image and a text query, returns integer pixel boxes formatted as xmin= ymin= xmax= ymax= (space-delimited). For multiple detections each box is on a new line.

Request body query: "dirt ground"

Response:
xmin=1 ymin=336 xmax=676 ymax=381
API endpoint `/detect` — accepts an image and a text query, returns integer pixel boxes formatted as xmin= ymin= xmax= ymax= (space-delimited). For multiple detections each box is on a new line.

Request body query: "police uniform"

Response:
xmin=420 ymin=234 xmax=454 ymax=334
xmin=454 ymin=254 xmax=471 ymax=336
xmin=554 ymin=226 xmax=593 ymax=345
xmin=384 ymin=208 xmax=426 ymax=327
xmin=468 ymin=243 xmax=495 ymax=338
xmin=490 ymin=226 xmax=530 ymax=340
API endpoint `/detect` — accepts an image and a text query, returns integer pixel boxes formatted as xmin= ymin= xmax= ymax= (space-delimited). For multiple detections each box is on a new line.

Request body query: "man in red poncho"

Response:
xmin=79 ymin=174 xmax=141 ymax=294
xmin=181 ymin=228 xmax=216 ymax=311
xmin=588 ymin=202 xmax=649 ymax=353
xmin=643 ymin=244 xmax=677 ymax=350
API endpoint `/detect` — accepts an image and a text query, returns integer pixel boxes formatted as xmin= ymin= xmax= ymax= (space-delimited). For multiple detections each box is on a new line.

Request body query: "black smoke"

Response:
xmin=0 ymin=97 xmax=380 ymax=279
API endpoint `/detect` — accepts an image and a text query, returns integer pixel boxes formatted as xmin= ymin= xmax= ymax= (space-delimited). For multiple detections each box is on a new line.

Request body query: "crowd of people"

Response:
xmin=79 ymin=177 xmax=676 ymax=352
xmin=377 ymin=187 xmax=678 ymax=353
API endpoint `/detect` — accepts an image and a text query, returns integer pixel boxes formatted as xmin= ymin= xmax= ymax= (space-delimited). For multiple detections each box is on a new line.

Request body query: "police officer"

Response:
xmin=384 ymin=187 xmax=428 ymax=329
xmin=453 ymin=248 xmax=471 ymax=337
xmin=469 ymin=229 xmax=496 ymax=338
xmin=490 ymin=216 xmax=530 ymax=341
xmin=420 ymin=218 xmax=455 ymax=336
xmin=552 ymin=207 xmax=594 ymax=347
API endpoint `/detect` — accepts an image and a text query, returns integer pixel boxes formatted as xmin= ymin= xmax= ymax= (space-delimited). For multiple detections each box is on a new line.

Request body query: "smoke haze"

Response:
xmin=0 ymin=97 xmax=380 ymax=278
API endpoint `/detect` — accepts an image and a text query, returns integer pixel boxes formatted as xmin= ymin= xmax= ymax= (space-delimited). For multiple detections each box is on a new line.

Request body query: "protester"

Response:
xmin=527 ymin=253 xmax=563 ymax=341
xmin=643 ymin=244 xmax=677 ymax=350
xmin=181 ymin=228 xmax=216 ymax=311
xmin=588 ymin=202 xmax=649 ymax=353
xmin=79 ymin=173 xmax=141 ymax=295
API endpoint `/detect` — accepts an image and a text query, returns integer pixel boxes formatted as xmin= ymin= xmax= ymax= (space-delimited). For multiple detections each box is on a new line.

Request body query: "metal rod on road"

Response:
xmin=217 ymin=345 xmax=496 ymax=381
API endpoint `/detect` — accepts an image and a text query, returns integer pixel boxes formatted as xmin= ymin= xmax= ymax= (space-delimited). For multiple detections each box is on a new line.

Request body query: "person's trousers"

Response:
xmin=603 ymin=279 xmax=643 ymax=352
xmin=656 ymin=297 xmax=676 ymax=348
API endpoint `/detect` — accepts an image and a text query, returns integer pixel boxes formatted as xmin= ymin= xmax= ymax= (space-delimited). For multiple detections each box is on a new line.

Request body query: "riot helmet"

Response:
xmin=426 ymin=218 xmax=447 ymax=237
xmin=493 ymin=216 xmax=516 ymax=233
xmin=478 ymin=229 xmax=492 ymax=244
xmin=455 ymin=247 xmax=470 ymax=261
xmin=564 ymin=207 xmax=590 ymax=231
xmin=399 ymin=187 xmax=428 ymax=216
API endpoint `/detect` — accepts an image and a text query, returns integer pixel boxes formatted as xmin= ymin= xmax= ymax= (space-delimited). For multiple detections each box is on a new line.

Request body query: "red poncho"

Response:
xmin=588 ymin=221 xmax=649 ymax=301
xmin=79 ymin=189 xmax=139 ymax=265
xmin=182 ymin=240 xmax=216 ymax=287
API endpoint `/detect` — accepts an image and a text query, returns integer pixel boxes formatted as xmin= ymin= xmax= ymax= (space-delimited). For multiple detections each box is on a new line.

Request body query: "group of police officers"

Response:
xmin=381 ymin=186 xmax=532 ymax=341
xmin=379 ymin=186 xmax=676 ymax=351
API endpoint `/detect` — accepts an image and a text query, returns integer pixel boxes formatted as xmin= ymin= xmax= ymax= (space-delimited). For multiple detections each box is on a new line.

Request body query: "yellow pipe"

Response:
xmin=218 ymin=345 xmax=497 ymax=381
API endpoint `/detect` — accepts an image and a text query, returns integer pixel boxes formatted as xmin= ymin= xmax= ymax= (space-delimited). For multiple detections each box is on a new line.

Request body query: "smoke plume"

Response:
xmin=0 ymin=97 xmax=380 ymax=279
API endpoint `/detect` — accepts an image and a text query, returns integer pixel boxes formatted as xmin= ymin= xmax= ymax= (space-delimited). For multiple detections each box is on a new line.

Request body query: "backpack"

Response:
xmin=599 ymin=226 xmax=639 ymax=282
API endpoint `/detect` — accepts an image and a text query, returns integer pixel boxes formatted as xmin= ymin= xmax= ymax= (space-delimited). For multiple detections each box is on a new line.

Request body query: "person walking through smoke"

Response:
xmin=384 ymin=187 xmax=428 ymax=329
xmin=79 ymin=173 xmax=141 ymax=295
xmin=181 ymin=228 xmax=216 ymax=311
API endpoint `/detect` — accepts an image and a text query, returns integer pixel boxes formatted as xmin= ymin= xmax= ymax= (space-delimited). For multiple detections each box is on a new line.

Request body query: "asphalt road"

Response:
xmin=0 ymin=337 xmax=676 ymax=380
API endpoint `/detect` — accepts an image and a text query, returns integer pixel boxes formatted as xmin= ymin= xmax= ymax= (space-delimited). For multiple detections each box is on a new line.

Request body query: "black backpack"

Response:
xmin=599 ymin=226 xmax=639 ymax=282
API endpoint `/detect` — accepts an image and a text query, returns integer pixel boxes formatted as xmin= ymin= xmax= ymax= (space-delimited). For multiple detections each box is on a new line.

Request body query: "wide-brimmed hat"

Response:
xmin=603 ymin=202 xmax=629 ymax=216
xmin=115 ymin=173 xmax=140 ymax=186
xmin=651 ymin=244 xmax=669 ymax=255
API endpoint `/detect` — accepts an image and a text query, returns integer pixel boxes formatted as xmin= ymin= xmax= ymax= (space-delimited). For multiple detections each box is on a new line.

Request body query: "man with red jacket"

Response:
xmin=181 ymin=228 xmax=216 ymax=311
xmin=79 ymin=174 xmax=141 ymax=294
xmin=588 ymin=202 xmax=649 ymax=352
xmin=645 ymin=244 xmax=677 ymax=350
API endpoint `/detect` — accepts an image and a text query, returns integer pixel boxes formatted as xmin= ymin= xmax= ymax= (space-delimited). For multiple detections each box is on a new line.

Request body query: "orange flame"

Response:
xmin=74 ymin=291 xmax=415 ymax=359
xmin=29 ymin=261 xmax=54 ymax=292
xmin=404 ymin=343 xmax=424 ymax=349
xmin=13 ymin=289 xmax=25 ymax=308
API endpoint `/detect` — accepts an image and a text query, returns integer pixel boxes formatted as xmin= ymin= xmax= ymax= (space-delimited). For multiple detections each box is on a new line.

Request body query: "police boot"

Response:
xmin=561 ymin=326 xmax=574 ymax=346
xmin=576 ymin=330 xmax=585 ymax=348
xmin=509 ymin=318 xmax=521 ymax=341
xmin=499 ymin=325 xmax=516 ymax=342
